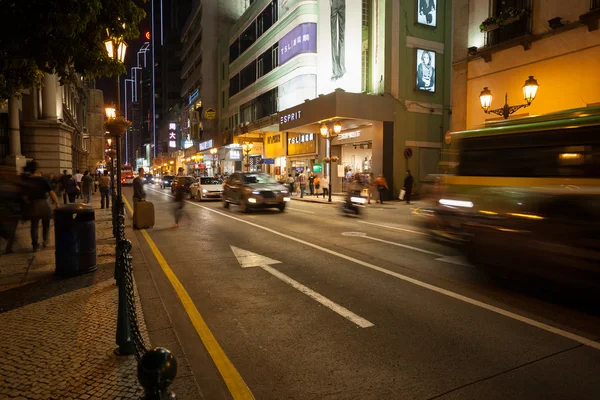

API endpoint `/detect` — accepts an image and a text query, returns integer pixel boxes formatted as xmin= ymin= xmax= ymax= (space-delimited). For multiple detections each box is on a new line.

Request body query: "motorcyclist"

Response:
xmin=343 ymin=175 xmax=364 ymax=214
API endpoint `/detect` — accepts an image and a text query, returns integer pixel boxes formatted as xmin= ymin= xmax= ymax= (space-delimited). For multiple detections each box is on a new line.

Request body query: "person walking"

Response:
xmin=308 ymin=172 xmax=315 ymax=196
xmin=73 ymin=169 xmax=83 ymax=199
xmin=403 ymin=169 xmax=414 ymax=204
xmin=367 ymin=172 xmax=376 ymax=204
xmin=286 ymin=174 xmax=295 ymax=194
xmin=81 ymin=171 xmax=94 ymax=204
xmin=98 ymin=170 xmax=111 ymax=208
xmin=172 ymin=167 xmax=186 ymax=228
xmin=314 ymin=175 xmax=321 ymax=198
xmin=133 ymin=167 xmax=146 ymax=204
xmin=66 ymin=174 xmax=79 ymax=203
xmin=26 ymin=162 xmax=60 ymax=252
xmin=299 ymin=170 xmax=307 ymax=198
xmin=60 ymin=170 xmax=69 ymax=204
xmin=0 ymin=166 xmax=26 ymax=254
xmin=375 ymin=174 xmax=389 ymax=204
xmin=321 ymin=174 xmax=330 ymax=199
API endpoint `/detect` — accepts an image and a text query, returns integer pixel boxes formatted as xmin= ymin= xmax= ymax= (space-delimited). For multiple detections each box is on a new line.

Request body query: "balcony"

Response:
xmin=484 ymin=1 xmax=531 ymax=48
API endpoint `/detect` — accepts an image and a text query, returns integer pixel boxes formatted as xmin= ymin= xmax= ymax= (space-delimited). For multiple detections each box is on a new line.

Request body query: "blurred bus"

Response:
xmin=417 ymin=106 xmax=600 ymax=290
xmin=121 ymin=165 xmax=134 ymax=186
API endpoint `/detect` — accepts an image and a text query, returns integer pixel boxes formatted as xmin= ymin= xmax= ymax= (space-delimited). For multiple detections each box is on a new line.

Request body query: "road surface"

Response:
xmin=127 ymin=185 xmax=600 ymax=400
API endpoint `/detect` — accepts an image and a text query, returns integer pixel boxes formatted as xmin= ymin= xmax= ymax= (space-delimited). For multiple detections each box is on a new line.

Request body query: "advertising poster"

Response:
xmin=416 ymin=49 xmax=436 ymax=92
xmin=417 ymin=0 xmax=437 ymax=27
xmin=279 ymin=23 xmax=317 ymax=65
xmin=317 ymin=0 xmax=362 ymax=95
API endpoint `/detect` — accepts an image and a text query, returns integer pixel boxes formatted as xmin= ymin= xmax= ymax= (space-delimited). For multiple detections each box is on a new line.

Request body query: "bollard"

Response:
xmin=138 ymin=348 xmax=178 ymax=400
xmin=115 ymin=239 xmax=136 ymax=355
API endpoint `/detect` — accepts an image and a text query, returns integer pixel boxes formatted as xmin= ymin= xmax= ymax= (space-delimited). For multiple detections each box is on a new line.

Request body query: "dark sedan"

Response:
xmin=222 ymin=172 xmax=290 ymax=212
xmin=160 ymin=175 xmax=174 ymax=189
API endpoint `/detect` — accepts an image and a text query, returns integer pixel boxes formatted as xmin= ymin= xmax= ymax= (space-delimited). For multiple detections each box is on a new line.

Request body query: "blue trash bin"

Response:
xmin=54 ymin=204 xmax=97 ymax=277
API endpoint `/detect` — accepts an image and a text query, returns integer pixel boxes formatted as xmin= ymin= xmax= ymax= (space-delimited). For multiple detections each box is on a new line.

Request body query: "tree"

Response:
xmin=0 ymin=0 xmax=146 ymax=100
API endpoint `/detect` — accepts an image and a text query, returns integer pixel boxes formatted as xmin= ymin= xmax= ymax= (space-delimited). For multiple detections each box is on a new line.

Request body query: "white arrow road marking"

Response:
xmin=230 ymin=246 xmax=374 ymax=329
xmin=145 ymin=188 xmax=600 ymax=350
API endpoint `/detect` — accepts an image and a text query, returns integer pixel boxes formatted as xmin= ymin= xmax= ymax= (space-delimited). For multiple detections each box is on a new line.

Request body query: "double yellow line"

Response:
xmin=123 ymin=198 xmax=254 ymax=399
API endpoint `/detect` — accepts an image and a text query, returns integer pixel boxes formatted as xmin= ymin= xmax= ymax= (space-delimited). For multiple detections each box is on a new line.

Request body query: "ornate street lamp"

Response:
xmin=479 ymin=76 xmax=539 ymax=119
xmin=209 ymin=148 xmax=218 ymax=175
xmin=242 ymin=142 xmax=254 ymax=172
xmin=320 ymin=121 xmax=342 ymax=203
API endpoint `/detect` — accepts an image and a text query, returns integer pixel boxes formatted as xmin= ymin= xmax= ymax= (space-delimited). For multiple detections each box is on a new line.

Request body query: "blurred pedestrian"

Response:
xmin=73 ymin=169 xmax=83 ymax=199
xmin=99 ymin=170 xmax=111 ymax=209
xmin=59 ymin=169 xmax=69 ymax=204
xmin=321 ymin=174 xmax=329 ymax=199
xmin=0 ymin=166 xmax=26 ymax=254
xmin=308 ymin=172 xmax=315 ymax=196
xmin=93 ymin=173 xmax=99 ymax=193
xmin=286 ymin=174 xmax=294 ymax=194
xmin=367 ymin=172 xmax=376 ymax=204
xmin=26 ymin=162 xmax=60 ymax=252
xmin=403 ymin=170 xmax=414 ymax=204
xmin=314 ymin=175 xmax=321 ymax=197
xmin=375 ymin=174 xmax=389 ymax=204
xmin=133 ymin=167 xmax=146 ymax=204
xmin=299 ymin=170 xmax=307 ymax=198
xmin=82 ymin=170 xmax=94 ymax=204
xmin=66 ymin=174 xmax=79 ymax=203
xmin=173 ymin=167 xmax=186 ymax=228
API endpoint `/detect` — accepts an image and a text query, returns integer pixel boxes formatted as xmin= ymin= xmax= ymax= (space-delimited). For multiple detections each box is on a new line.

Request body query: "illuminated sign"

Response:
xmin=279 ymin=23 xmax=317 ymax=65
xmin=267 ymin=134 xmax=281 ymax=145
xmin=183 ymin=140 xmax=194 ymax=149
xmin=317 ymin=0 xmax=362 ymax=95
xmin=416 ymin=49 xmax=436 ymax=93
xmin=279 ymin=110 xmax=302 ymax=125
xmin=145 ymin=31 xmax=151 ymax=40
xmin=188 ymin=88 xmax=199 ymax=104
xmin=288 ymin=133 xmax=314 ymax=145
xmin=417 ymin=0 xmax=437 ymax=27
xmin=229 ymin=150 xmax=241 ymax=160
xmin=168 ymin=122 xmax=177 ymax=148
xmin=337 ymin=131 xmax=361 ymax=141
xmin=204 ymin=108 xmax=216 ymax=120
xmin=199 ymin=139 xmax=213 ymax=151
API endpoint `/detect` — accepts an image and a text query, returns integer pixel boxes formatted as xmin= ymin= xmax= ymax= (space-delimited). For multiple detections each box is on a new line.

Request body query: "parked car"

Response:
xmin=222 ymin=172 xmax=290 ymax=212
xmin=190 ymin=177 xmax=224 ymax=200
xmin=160 ymin=175 xmax=174 ymax=189
xmin=171 ymin=176 xmax=197 ymax=195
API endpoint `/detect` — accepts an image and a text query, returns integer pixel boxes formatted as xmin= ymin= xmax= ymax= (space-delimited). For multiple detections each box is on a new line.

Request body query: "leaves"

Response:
xmin=0 ymin=0 xmax=146 ymax=100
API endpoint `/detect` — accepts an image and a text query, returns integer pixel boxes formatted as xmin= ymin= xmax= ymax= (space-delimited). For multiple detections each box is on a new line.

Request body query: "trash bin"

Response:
xmin=54 ymin=204 xmax=97 ymax=277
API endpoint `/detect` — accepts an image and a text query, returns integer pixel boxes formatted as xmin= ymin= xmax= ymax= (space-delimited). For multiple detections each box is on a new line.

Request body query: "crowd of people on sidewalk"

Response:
xmin=280 ymin=169 xmax=414 ymax=205
xmin=0 ymin=161 xmax=108 ymax=254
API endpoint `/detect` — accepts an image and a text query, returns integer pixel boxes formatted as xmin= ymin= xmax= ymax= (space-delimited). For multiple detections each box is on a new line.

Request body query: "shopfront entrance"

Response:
xmin=264 ymin=132 xmax=287 ymax=179
xmin=286 ymin=132 xmax=318 ymax=177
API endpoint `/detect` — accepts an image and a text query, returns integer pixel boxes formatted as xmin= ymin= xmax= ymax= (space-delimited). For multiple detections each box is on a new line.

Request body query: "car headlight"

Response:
xmin=251 ymin=191 xmax=260 ymax=195
xmin=281 ymin=190 xmax=289 ymax=194
xmin=164 ymin=181 xmax=168 ymax=184
xmin=202 ymin=189 xmax=208 ymax=193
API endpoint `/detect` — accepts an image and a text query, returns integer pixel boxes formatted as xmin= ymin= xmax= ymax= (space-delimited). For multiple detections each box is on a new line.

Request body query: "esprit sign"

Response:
xmin=337 ymin=131 xmax=361 ymax=141
xmin=280 ymin=110 xmax=302 ymax=125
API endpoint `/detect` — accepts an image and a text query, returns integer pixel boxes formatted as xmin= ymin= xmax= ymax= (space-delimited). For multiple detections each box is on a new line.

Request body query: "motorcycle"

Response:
xmin=341 ymin=191 xmax=367 ymax=216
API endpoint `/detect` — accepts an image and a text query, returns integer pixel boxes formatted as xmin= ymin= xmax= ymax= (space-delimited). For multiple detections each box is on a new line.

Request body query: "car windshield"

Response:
xmin=242 ymin=173 xmax=277 ymax=184
xmin=164 ymin=176 xmax=174 ymax=181
xmin=201 ymin=177 xmax=223 ymax=185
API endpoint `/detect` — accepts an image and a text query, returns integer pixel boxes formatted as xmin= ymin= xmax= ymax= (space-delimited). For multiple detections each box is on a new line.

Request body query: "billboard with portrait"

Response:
xmin=416 ymin=49 xmax=436 ymax=92
xmin=317 ymin=0 xmax=362 ymax=95
xmin=417 ymin=0 xmax=437 ymax=27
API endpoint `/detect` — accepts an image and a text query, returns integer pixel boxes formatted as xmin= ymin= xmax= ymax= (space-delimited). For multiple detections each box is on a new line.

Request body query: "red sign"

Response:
xmin=145 ymin=31 xmax=151 ymax=40
xmin=404 ymin=148 xmax=413 ymax=159
xmin=153 ymin=157 xmax=163 ymax=166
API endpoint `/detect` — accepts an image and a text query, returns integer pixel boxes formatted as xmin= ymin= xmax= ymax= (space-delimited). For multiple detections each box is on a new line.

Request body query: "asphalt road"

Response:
xmin=128 ymin=185 xmax=600 ymax=400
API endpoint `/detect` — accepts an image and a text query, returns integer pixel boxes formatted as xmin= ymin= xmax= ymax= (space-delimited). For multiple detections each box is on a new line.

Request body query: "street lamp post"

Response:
xmin=479 ymin=76 xmax=539 ymax=119
xmin=320 ymin=121 xmax=342 ymax=203
xmin=242 ymin=142 xmax=253 ymax=172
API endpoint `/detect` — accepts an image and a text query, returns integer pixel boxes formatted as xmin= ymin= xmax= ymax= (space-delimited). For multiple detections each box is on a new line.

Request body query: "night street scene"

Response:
xmin=2 ymin=0 xmax=600 ymax=399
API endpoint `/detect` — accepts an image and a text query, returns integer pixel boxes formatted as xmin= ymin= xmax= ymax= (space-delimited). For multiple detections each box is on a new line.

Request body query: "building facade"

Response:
xmin=2 ymin=73 xmax=94 ymax=175
xmin=211 ymin=0 xmax=452 ymax=196
xmin=452 ymin=0 xmax=600 ymax=132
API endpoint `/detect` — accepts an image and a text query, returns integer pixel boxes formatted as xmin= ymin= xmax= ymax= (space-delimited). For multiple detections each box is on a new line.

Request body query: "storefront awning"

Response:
xmin=278 ymin=90 xmax=397 ymax=133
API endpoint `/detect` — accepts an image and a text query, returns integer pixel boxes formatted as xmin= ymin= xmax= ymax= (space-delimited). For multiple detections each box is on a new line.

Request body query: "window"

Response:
xmin=257 ymin=57 xmax=264 ymax=79
xmin=229 ymin=74 xmax=240 ymax=97
xmin=485 ymin=0 xmax=531 ymax=47
xmin=229 ymin=39 xmax=239 ymax=63
xmin=592 ymin=0 xmax=600 ymax=10
xmin=221 ymin=63 xmax=225 ymax=80
xmin=222 ymin=91 xmax=225 ymax=109
xmin=240 ymin=62 xmax=256 ymax=91
xmin=240 ymin=21 xmax=257 ymax=54
xmin=228 ymin=1 xmax=278 ymax=65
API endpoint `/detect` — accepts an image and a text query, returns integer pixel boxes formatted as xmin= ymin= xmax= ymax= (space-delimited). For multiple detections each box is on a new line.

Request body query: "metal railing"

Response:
xmin=484 ymin=0 xmax=531 ymax=47
xmin=113 ymin=196 xmax=178 ymax=398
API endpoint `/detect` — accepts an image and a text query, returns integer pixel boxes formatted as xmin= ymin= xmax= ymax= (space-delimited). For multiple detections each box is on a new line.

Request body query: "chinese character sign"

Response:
xmin=279 ymin=23 xmax=317 ymax=65
xmin=168 ymin=122 xmax=178 ymax=149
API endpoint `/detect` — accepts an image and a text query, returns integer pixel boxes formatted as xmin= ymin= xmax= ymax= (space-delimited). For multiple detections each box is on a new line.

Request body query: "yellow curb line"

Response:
xmin=123 ymin=198 xmax=254 ymax=400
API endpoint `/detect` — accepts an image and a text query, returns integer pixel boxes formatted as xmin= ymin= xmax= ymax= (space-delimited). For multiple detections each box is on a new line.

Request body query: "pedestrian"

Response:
xmin=314 ymin=175 xmax=321 ymax=198
xmin=73 ymin=169 xmax=83 ymax=198
xmin=308 ymin=172 xmax=315 ymax=196
xmin=66 ymin=174 xmax=79 ymax=203
xmin=321 ymin=174 xmax=329 ymax=199
xmin=367 ymin=172 xmax=376 ymax=204
xmin=26 ymin=162 xmax=60 ymax=252
xmin=286 ymin=174 xmax=295 ymax=194
xmin=93 ymin=173 xmax=99 ymax=193
xmin=0 ymin=166 xmax=26 ymax=254
xmin=133 ymin=167 xmax=146 ymax=204
xmin=403 ymin=169 xmax=414 ymax=204
xmin=299 ymin=170 xmax=307 ymax=198
xmin=82 ymin=170 xmax=94 ymax=204
xmin=173 ymin=167 xmax=186 ymax=228
xmin=375 ymin=174 xmax=389 ymax=204
xmin=99 ymin=170 xmax=111 ymax=209
xmin=60 ymin=169 xmax=69 ymax=204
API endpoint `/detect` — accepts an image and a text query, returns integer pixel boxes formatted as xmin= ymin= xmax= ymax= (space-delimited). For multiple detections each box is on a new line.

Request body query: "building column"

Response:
xmin=5 ymin=96 xmax=27 ymax=171
xmin=42 ymin=73 xmax=58 ymax=120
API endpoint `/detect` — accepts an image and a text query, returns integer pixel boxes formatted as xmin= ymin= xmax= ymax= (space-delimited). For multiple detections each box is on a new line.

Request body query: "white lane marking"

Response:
xmin=263 ymin=265 xmax=374 ymax=328
xmin=231 ymin=245 xmax=373 ymax=328
xmin=358 ymin=221 xmax=428 ymax=236
xmin=360 ymin=234 xmax=446 ymax=257
xmin=146 ymin=188 xmax=600 ymax=350
xmin=288 ymin=207 xmax=315 ymax=214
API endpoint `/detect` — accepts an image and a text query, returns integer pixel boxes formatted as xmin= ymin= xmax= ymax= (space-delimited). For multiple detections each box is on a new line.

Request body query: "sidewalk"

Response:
xmin=0 ymin=193 xmax=149 ymax=399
